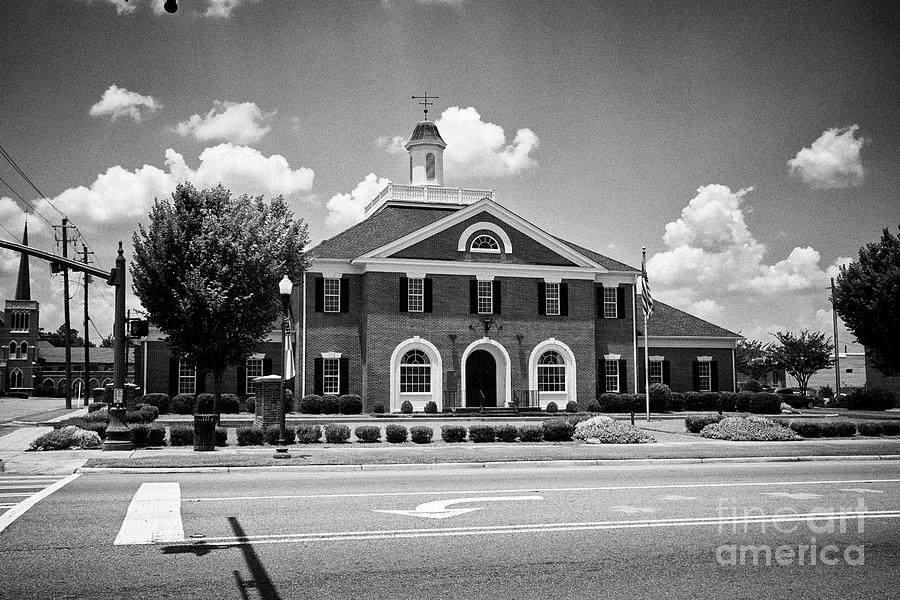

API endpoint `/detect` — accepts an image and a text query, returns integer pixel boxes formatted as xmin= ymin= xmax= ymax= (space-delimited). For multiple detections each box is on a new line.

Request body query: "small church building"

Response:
xmin=133 ymin=113 xmax=741 ymax=411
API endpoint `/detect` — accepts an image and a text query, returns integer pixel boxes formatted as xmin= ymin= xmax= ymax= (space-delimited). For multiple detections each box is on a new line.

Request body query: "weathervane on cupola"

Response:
xmin=407 ymin=93 xmax=447 ymax=186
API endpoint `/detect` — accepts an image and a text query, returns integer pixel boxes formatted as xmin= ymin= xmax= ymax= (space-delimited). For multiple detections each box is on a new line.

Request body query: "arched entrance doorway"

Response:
xmin=465 ymin=349 xmax=496 ymax=407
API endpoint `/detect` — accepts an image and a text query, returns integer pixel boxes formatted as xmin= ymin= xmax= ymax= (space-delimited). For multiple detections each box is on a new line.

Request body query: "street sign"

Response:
xmin=113 ymin=388 xmax=124 ymax=405
xmin=373 ymin=495 xmax=543 ymax=519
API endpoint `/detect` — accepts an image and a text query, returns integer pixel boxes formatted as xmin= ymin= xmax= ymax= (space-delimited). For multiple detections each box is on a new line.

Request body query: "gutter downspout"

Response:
xmin=301 ymin=272 xmax=307 ymax=399
xmin=632 ymin=276 xmax=639 ymax=394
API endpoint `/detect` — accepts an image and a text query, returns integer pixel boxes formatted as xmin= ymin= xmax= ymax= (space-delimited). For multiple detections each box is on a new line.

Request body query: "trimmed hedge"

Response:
xmin=495 ymin=424 xmax=518 ymax=442
xmin=545 ymin=401 xmax=558 ymax=413
xmin=588 ymin=403 xmax=601 ymax=413
xmin=400 ymin=400 xmax=414 ymax=414
xmin=141 ymin=393 xmax=170 ymax=414
xmin=649 ymin=383 xmax=673 ymax=412
xmin=296 ymin=424 xmax=322 ymax=443
xmin=355 ymin=425 xmax=382 ymax=443
xmin=565 ymin=401 xmax=578 ymax=413
xmin=324 ymin=423 xmax=351 ymax=444
xmin=371 ymin=401 xmax=386 ymax=414
xmin=441 ymin=425 xmax=467 ymax=443
xmin=424 ymin=400 xmax=438 ymax=414
xmin=339 ymin=394 xmax=363 ymax=415
xmin=219 ymin=394 xmax=240 ymax=414
xmin=468 ymin=424 xmax=495 ymax=443
xmin=171 ymin=394 xmax=195 ymax=415
xmin=542 ymin=419 xmax=574 ymax=442
xmin=215 ymin=426 xmax=229 ymax=446
xmin=385 ymin=424 xmax=408 ymax=443
xmin=597 ymin=393 xmax=637 ymax=413
xmin=843 ymin=388 xmax=896 ymax=411
xmin=410 ymin=426 xmax=433 ymax=444
xmin=669 ymin=393 xmax=685 ymax=412
xmin=244 ymin=395 xmax=256 ymax=414
xmin=237 ymin=426 xmax=264 ymax=446
xmin=265 ymin=426 xmax=295 ymax=445
xmin=127 ymin=404 xmax=159 ymax=423
xmin=196 ymin=393 xmax=215 ymax=414
xmin=87 ymin=402 xmax=107 ymax=413
xmin=856 ymin=420 xmax=900 ymax=436
xmin=321 ymin=396 xmax=340 ymax=415
xmin=518 ymin=423 xmax=543 ymax=442
xmin=169 ymin=425 xmax=193 ymax=446
xmin=131 ymin=424 xmax=167 ymax=447
xmin=300 ymin=394 xmax=323 ymax=414
xmin=685 ymin=415 xmax=722 ymax=433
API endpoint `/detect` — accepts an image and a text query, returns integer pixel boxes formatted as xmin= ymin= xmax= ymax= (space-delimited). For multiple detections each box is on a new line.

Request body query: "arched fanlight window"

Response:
xmin=537 ymin=350 xmax=566 ymax=392
xmin=470 ymin=234 xmax=501 ymax=253
xmin=400 ymin=349 xmax=431 ymax=393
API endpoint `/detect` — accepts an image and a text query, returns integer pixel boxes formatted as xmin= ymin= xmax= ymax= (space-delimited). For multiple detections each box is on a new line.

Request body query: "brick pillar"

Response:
xmin=253 ymin=375 xmax=283 ymax=428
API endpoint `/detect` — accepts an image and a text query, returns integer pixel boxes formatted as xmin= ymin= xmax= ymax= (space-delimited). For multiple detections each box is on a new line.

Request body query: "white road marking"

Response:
xmin=660 ymin=495 xmax=697 ymax=501
xmin=611 ymin=506 xmax=658 ymax=514
xmin=184 ymin=478 xmax=900 ymax=503
xmin=114 ymin=483 xmax=185 ymax=545
xmin=0 ymin=493 xmax=32 ymax=497
xmin=170 ymin=509 xmax=900 ymax=547
xmin=373 ymin=495 xmax=544 ymax=519
xmin=761 ymin=492 xmax=823 ymax=500
xmin=0 ymin=474 xmax=80 ymax=535
xmin=841 ymin=488 xmax=883 ymax=494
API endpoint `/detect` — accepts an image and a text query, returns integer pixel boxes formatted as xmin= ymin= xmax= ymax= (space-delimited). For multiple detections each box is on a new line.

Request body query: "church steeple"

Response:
xmin=15 ymin=222 xmax=31 ymax=300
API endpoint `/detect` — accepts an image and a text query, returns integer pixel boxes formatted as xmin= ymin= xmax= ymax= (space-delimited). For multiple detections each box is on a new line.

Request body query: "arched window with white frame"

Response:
xmin=470 ymin=234 xmax=501 ymax=253
xmin=400 ymin=349 xmax=431 ymax=393
xmin=10 ymin=369 xmax=23 ymax=389
xmin=537 ymin=350 xmax=566 ymax=392
xmin=9 ymin=342 xmax=18 ymax=360
xmin=19 ymin=342 xmax=28 ymax=360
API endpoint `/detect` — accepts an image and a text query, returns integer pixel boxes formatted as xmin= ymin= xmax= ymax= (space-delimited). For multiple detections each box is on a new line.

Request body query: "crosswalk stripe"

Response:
xmin=0 ymin=474 xmax=80 ymax=535
xmin=114 ymin=483 xmax=185 ymax=545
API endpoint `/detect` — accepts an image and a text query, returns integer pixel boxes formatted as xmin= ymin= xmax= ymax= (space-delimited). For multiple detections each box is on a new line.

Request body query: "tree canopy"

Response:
xmin=131 ymin=183 xmax=309 ymax=407
xmin=833 ymin=226 xmax=900 ymax=376
xmin=43 ymin=324 xmax=93 ymax=348
xmin=769 ymin=330 xmax=834 ymax=392
xmin=735 ymin=339 xmax=772 ymax=382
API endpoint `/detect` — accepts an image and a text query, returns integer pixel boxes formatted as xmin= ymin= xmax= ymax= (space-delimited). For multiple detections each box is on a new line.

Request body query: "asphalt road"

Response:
xmin=0 ymin=461 xmax=898 ymax=599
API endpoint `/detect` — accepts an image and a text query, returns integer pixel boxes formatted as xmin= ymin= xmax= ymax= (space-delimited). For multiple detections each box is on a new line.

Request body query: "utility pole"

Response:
xmin=831 ymin=277 xmax=841 ymax=397
xmin=82 ymin=244 xmax=93 ymax=406
xmin=57 ymin=218 xmax=74 ymax=409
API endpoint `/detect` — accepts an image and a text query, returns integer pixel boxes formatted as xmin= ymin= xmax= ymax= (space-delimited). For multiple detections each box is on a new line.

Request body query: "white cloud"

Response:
xmin=204 ymin=0 xmax=252 ymax=17
xmin=99 ymin=0 xmax=137 ymax=15
xmin=325 ymin=173 xmax=391 ymax=230
xmin=91 ymin=0 xmax=252 ymax=17
xmin=435 ymin=107 xmax=539 ymax=178
xmin=788 ymin=125 xmax=866 ymax=189
xmin=175 ymin=101 xmax=272 ymax=144
xmin=89 ymin=84 xmax=161 ymax=122
xmin=376 ymin=136 xmax=407 ymax=155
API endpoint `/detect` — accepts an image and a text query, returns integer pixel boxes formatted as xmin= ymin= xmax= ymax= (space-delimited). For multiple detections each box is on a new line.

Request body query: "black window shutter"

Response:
xmin=711 ymin=361 xmax=720 ymax=391
xmin=399 ymin=277 xmax=408 ymax=313
xmin=596 ymin=284 xmax=605 ymax=318
xmin=237 ymin=365 xmax=246 ymax=396
xmin=340 ymin=278 xmax=350 ymax=313
xmin=263 ymin=358 xmax=273 ymax=376
xmin=663 ymin=361 xmax=671 ymax=385
xmin=692 ymin=362 xmax=700 ymax=391
xmin=619 ymin=359 xmax=627 ymax=394
xmin=597 ymin=359 xmax=606 ymax=394
xmin=616 ymin=287 xmax=626 ymax=319
xmin=469 ymin=280 xmax=478 ymax=314
xmin=314 ymin=278 xmax=324 ymax=313
xmin=424 ymin=278 xmax=433 ymax=313
xmin=196 ymin=370 xmax=206 ymax=394
xmin=168 ymin=358 xmax=178 ymax=397
xmin=493 ymin=280 xmax=501 ymax=314
xmin=538 ymin=281 xmax=546 ymax=316
xmin=560 ymin=282 xmax=568 ymax=316
xmin=339 ymin=357 xmax=349 ymax=395
xmin=313 ymin=358 xmax=323 ymax=395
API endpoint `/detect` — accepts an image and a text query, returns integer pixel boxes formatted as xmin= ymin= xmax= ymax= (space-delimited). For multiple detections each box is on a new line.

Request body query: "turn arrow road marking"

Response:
xmin=373 ymin=495 xmax=544 ymax=519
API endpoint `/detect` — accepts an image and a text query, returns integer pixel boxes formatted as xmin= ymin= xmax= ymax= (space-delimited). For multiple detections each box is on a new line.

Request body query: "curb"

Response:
xmin=75 ymin=454 xmax=900 ymax=474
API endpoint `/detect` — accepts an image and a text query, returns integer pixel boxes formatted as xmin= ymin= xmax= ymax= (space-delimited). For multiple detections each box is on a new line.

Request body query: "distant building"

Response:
xmin=805 ymin=349 xmax=866 ymax=392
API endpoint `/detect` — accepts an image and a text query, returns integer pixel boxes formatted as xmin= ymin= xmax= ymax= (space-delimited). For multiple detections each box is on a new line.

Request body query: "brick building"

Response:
xmin=131 ymin=116 xmax=741 ymax=410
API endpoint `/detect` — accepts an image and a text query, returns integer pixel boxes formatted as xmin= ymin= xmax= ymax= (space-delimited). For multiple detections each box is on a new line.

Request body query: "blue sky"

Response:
xmin=1 ymin=0 xmax=897 ymax=349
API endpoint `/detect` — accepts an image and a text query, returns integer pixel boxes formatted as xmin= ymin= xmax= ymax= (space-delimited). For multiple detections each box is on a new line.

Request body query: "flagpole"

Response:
xmin=643 ymin=246 xmax=651 ymax=422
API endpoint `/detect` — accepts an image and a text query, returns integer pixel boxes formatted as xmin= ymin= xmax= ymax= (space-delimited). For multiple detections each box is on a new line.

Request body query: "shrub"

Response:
xmin=740 ymin=380 xmax=763 ymax=393
xmin=542 ymin=419 xmax=574 ymax=442
xmin=400 ymin=400 xmax=414 ymax=414
xmin=818 ymin=385 xmax=834 ymax=399
xmin=441 ymin=425 xmax=467 ymax=443
xmin=171 ymin=394 xmax=195 ymax=415
xmin=88 ymin=402 xmax=108 ymax=413
xmin=495 ymin=424 xmax=518 ymax=442
xmin=788 ymin=421 xmax=822 ymax=438
xmin=717 ymin=392 xmax=740 ymax=413
xmin=669 ymin=393 xmax=685 ymax=412
xmin=126 ymin=405 xmax=159 ymax=423
xmin=573 ymin=416 xmax=656 ymax=444
xmin=141 ymin=393 xmax=170 ymax=414
xmin=218 ymin=394 xmax=240 ymax=414
xmin=215 ymin=426 xmax=229 ymax=446
xmin=296 ymin=424 xmax=323 ymax=443
xmin=700 ymin=416 xmax=800 ymax=441
xmin=147 ymin=425 xmax=166 ymax=446
xmin=371 ymin=401 xmax=386 ymax=414
xmin=131 ymin=424 xmax=151 ymax=447
xmin=424 ymin=400 xmax=438 ymax=414
xmin=518 ymin=423 xmax=544 ymax=442
xmin=597 ymin=393 xmax=637 ymax=413
xmin=843 ymin=388 xmax=896 ymax=411
xmin=324 ymin=423 xmax=350 ymax=443
xmin=237 ymin=426 xmax=264 ymax=446
xmin=587 ymin=403 xmax=601 ymax=413
xmin=410 ymin=426 xmax=433 ymax=444
xmin=385 ymin=424 xmax=408 ymax=443
xmin=565 ymin=401 xmax=578 ymax=413
xmin=339 ymin=394 xmax=363 ymax=415
xmin=468 ymin=424 xmax=495 ymax=443
xmin=300 ymin=394 xmax=323 ymax=414
xmin=685 ymin=415 xmax=722 ymax=434
xmin=820 ymin=421 xmax=856 ymax=438
xmin=856 ymin=421 xmax=900 ymax=436
xmin=545 ymin=401 xmax=558 ymax=414
xmin=169 ymin=425 xmax=194 ymax=446
xmin=321 ymin=395 xmax=340 ymax=415
xmin=750 ymin=393 xmax=782 ymax=414
xmin=648 ymin=383 xmax=673 ymax=412
xmin=355 ymin=425 xmax=382 ymax=443
xmin=29 ymin=426 xmax=101 ymax=451
xmin=244 ymin=395 xmax=256 ymax=414
xmin=194 ymin=393 xmax=215 ymax=413
xmin=264 ymin=426 xmax=295 ymax=445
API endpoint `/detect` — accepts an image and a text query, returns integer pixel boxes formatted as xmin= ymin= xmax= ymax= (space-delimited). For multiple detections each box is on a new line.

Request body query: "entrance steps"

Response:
xmin=450 ymin=406 xmax=521 ymax=417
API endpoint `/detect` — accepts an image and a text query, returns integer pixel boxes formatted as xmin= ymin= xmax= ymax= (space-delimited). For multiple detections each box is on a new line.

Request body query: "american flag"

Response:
xmin=641 ymin=250 xmax=653 ymax=318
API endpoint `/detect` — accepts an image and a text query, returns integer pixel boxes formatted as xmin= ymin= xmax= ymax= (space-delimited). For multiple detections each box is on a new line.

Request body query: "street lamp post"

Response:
xmin=273 ymin=275 xmax=292 ymax=459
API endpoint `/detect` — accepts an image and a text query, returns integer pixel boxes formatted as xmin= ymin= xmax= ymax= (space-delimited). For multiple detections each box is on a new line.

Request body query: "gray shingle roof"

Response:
xmin=38 ymin=347 xmax=116 ymax=364
xmin=640 ymin=301 xmax=741 ymax=338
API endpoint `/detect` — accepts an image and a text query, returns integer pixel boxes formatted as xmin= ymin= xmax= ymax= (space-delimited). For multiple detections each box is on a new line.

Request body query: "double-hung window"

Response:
xmin=477 ymin=280 xmax=493 ymax=314
xmin=323 ymin=358 xmax=340 ymax=395
xmin=178 ymin=360 xmax=196 ymax=395
xmin=698 ymin=362 xmax=711 ymax=392
xmin=407 ymin=278 xmax=424 ymax=312
xmin=246 ymin=357 xmax=263 ymax=395
xmin=605 ymin=360 xmax=620 ymax=393
xmin=400 ymin=350 xmax=431 ymax=393
xmin=649 ymin=360 xmax=663 ymax=385
xmin=537 ymin=351 xmax=566 ymax=392
xmin=603 ymin=287 xmax=618 ymax=319
xmin=545 ymin=283 xmax=560 ymax=316
xmin=324 ymin=278 xmax=341 ymax=313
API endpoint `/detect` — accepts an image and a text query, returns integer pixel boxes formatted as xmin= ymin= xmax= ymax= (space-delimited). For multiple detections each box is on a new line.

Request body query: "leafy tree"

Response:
xmin=833 ymin=226 xmax=900 ymax=376
xmin=735 ymin=339 xmax=772 ymax=382
xmin=769 ymin=330 xmax=834 ymax=393
xmin=43 ymin=324 xmax=93 ymax=348
xmin=131 ymin=183 xmax=309 ymax=412
xmin=99 ymin=335 xmax=114 ymax=348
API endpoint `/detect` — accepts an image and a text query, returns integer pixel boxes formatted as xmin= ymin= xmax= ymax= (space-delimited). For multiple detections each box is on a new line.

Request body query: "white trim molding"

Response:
xmin=389 ymin=336 xmax=443 ymax=412
xmin=697 ymin=356 xmax=713 ymax=362
xmin=457 ymin=222 xmax=513 ymax=253
xmin=528 ymin=338 xmax=577 ymax=409
xmin=460 ymin=337 xmax=512 ymax=408
xmin=649 ymin=355 xmax=665 ymax=362
xmin=604 ymin=354 xmax=622 ymax=361
xmin=321 ymin=352 xmax=342 ymax=360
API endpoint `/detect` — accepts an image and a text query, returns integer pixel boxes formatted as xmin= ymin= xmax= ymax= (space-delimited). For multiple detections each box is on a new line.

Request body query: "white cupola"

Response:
xmin=405 ymin=120 xmax=446 ymax=186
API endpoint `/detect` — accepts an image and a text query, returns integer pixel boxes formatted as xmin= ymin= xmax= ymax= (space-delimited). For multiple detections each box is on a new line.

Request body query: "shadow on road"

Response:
xmin=160 ymin=516 xmax=282 ymax=599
